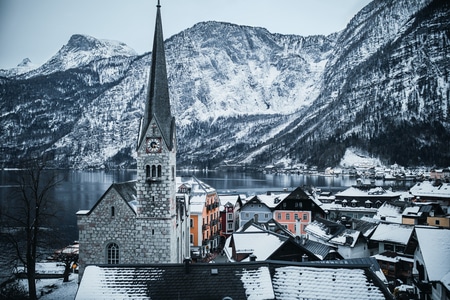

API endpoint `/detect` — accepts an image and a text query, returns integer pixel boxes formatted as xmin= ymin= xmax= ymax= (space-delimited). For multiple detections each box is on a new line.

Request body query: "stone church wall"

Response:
xmin=77 ymin=188 xmax=136 ymax=278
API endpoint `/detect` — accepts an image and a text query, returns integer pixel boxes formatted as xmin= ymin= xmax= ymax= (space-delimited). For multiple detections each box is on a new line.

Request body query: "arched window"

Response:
xmin=146 ymin=165 xmax=150 ymax=178
xmin=107 ymin=243 xmax=119 ymax=264
xmin=152 ymin=165 xmax=156 ymax=177
xmin=157 ymin=165 xmax=162 ymax=177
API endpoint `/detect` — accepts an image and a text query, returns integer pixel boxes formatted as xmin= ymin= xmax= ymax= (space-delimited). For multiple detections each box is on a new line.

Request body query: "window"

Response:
xmin=157 ymin=165 xmax=162 ymax=177
xmin=227 ymin=223 xmax=233 ymax=230
xmin=190 ymin=234 xmax=193 ymax=244
xmin=190 ymin=218 xmax=193 ymax=228
xmin=277 ymin=213 xmax=282 ymax=220
xmin=146 ymin=165 xmax=150 ymax=177
xmin=435 ymin=219 xmax=440 ymax=225
xmin=152 ymin=165 xmax=156 ymax=177
xmin=111 ymin=206 xmax=115 ymax=217
xmin=303 ymin=213 xmax=308 ymax=220
xmin=265 ymin=213 xmax=269 ymax=219
xmin=107 ymin=243 xmax=119 ymax=264
xmin=228 ymin=213 xmax=233 ymax=220
xmin=384 ymin=243 xmax=394 ymax=251
xmin=286 ymin=213 xmax=290 ymax=220
xmin=294 ymin=214 xmax=299 ymax=220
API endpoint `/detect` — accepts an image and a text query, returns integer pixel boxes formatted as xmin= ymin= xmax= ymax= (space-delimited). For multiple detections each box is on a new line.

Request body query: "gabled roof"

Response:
xmin=300 ymin=238 xmax=338 ymax=260
xmin=229 ymin=231 xmax=287 ymax=261
xmin=415 ymin=227 xmax=450 ymax=282
xmin=76 ymin=261 xmax=393 ymax=300
xmin=76 ymin=181 xmax=137 ymax=216
xmin=352 ymin=218 xmax=380 ymax=238
xmin=370 ymin=223 xmax=414 ymax=245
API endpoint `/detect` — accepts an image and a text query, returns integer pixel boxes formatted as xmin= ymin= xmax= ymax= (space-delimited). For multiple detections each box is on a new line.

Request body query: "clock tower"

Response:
xmin=135 ymin=1 xmax=179 ymax=263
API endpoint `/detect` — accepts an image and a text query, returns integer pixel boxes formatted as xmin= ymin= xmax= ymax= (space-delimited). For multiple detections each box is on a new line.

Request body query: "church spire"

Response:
xmin=139 ymin=0 xmax=175 ymax=150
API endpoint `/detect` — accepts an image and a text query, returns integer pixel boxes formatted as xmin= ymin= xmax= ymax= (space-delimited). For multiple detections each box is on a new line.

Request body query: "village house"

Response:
xmin=237 ymin=192 xmax=283 ymax=228
xmin=369 ymin=223 xmax=414 ymax=256
xmin=410 ymin=227 xmax=450 ymax=300
xmin=305 ymin=218 xmax=370 ymax=259
xmin=218 ymin=194 xmax=241 ymax=239
xmin=409 ymin=180 xmax=450 ymax=212
xmin=373 ymin=251 xmax=414 ymax=288
xmin=178 ymin=176 xmax=220 ymax=260
xmin=224 ymin=220 xmax=320 ymax=263
xmin=321 ymin=184 xmax=403 ymax=222
xmin=272 ymin=186 xmax=325 ymax=236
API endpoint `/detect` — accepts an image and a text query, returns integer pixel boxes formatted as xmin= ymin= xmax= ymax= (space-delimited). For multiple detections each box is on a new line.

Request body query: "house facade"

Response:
xmin=411 ymin=227 xmax=450 ymax=300
xmin=237 ymin=195 xmax=275 ymax=228
xmin=77 ymin=2 xmax=189 ymax=279
xmin=273 ymin=187 xmax=324 ymax=235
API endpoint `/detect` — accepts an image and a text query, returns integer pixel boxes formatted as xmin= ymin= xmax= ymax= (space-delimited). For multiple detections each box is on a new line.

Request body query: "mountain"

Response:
xmin=0 ymin=0 xmax=449 ymax=170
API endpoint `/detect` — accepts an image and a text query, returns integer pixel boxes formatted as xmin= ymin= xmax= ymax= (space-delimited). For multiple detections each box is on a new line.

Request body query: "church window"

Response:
xmin=107 ymin=243 xmax=119 ymax=264
xmin=157 ymin=165 xmax=162 ymax=177
xmin=152 ymin=165 xmax=156 ymax=177
xmin=146 ymin=165 xmax=150 ymax=178
xmin=111 ymin=206 xmax=115 ymax=217
xmin=172 ymin=166 xmax=175 ymax=181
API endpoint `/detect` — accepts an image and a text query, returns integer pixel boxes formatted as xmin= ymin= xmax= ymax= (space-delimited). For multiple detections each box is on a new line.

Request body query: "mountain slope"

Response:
xmin=0 ymin=0 xmax=448 ymax=169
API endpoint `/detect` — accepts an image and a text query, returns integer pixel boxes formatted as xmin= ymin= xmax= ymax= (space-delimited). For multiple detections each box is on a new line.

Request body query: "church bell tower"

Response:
xmin=135 ymin=1 xmax=178 ymax=263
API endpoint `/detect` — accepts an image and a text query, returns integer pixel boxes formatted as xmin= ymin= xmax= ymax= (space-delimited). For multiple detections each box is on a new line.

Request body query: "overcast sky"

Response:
xmin=0 ymin=0 xmax=372 ymax=69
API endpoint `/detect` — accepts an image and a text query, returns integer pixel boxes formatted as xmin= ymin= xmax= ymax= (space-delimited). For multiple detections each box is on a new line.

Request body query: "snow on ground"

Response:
xmin=339 ymin=148 xmax=382 ymax=168
xmin=16 ymin=274 xmax=78 ymax=299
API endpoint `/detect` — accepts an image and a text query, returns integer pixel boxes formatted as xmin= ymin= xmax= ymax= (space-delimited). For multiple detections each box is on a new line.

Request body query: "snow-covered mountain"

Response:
xmin=0 ymin=0 xmax=448 ymax=169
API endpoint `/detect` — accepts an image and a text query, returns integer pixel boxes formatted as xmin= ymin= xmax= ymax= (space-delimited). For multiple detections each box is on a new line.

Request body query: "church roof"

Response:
xmin=76 ymin=261 xmax=393 ymax=299
xmin=76 ymin=181 xmax=137 ymax=216
xmin=138 ymin=2 xmax=175 ymax=150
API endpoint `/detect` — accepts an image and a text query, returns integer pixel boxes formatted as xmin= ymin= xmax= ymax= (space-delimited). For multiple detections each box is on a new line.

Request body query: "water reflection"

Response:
xmin=1 ymin=169 xmax=414 ymax=244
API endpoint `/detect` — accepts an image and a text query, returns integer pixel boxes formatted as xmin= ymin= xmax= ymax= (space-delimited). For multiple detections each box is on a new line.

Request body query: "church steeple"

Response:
xmin=138 ymin=1 xmax=175 ymax=151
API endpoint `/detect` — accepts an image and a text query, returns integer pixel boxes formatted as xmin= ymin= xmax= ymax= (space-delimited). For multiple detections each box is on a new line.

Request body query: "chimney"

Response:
xmin=249 ymin=254 xmax=257 ymax=261
xmin=302 ymin=254 xmax=308 ymax=262
xmin=183 ymin=258 xmax=192 ymax=274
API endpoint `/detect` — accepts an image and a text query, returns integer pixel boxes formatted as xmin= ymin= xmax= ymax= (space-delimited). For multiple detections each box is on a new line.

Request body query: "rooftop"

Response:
xmin=76 ymin=261 xmax=393 ymax=300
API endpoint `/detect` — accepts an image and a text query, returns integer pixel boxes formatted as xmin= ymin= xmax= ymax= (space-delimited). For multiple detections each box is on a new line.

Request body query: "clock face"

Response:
xmin=146 ymin=138 xmax=161 ymax=153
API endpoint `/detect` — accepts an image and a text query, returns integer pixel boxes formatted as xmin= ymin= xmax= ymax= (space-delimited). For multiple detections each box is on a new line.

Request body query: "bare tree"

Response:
xmin=1 ymin=156 xmax=63 ymax=300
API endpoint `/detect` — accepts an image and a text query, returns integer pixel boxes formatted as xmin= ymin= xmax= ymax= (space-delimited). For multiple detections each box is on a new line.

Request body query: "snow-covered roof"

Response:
xmin=402 ymin=206 xmax=422 ymax=217
xmin=257 ymin=192 xmax=290 ymax=208
xmin=231 ymin=232 xmax=286 ymax=261
xmin=272 ymin=266 xmax=387 ymax=299
xmin=410 ymin=181 xmax=450 ymax=199
xmin=335 ymin=186 xmax=401 ymax=199
xmin=76 ymin=262 xmax=392 ymax=300
xmin=415 ymin=227 xmax=450 ymax=282
xmin=374 ymin=202 xmax=403 ymax=223
xmin=219 ymin=194 xmax=240 ymax=206
xmin=190 ymin=194 xmax=206 ymax=214
xmin=370 ymin=223 xmax=414 ymax=245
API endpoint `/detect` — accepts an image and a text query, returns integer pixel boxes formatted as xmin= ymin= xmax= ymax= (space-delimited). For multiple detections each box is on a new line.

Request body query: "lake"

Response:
xmin=0 ymin=169 xmax=414 ymax=245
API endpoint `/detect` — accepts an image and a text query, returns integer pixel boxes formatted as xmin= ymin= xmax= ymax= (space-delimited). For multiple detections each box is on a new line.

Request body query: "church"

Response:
xmin=76 ymin=2 xmax=190 ymax=280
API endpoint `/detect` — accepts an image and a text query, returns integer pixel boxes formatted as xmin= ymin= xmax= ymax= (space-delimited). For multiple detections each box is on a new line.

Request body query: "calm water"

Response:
xmin=0 ymin=169 xmax=414 ymax=244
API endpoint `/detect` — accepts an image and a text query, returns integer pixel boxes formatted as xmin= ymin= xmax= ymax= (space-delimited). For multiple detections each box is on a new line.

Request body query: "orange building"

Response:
xmin=178 ymin=176 xmax=219 ymax=261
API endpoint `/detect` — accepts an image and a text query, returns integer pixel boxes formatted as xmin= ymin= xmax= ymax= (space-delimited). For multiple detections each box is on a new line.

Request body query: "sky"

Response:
xmin=0 ymin=0 xmax=372 ymax=69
